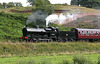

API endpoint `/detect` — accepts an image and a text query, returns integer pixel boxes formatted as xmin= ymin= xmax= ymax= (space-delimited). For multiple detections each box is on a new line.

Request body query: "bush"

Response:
xmin=18 ymin=59 xmax=36 ymax=64
xmin=98 ymin=56 xmax=100 ymax=64
xmin=60 ymin=60 xmax=71 ymax=64
xmin=73 ymin=55 xmax=94 ymax=64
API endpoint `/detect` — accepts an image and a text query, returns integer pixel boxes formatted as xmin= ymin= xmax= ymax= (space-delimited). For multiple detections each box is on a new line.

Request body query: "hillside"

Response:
xmin=0 ymin=12 xmax=26 ymax=41
xmin=62 ymin=15 xmax=100 ymax=28
xmin=0 ymin=5 xmax=100 ymax=14
xmin=0 ymin=5 xmax=100 ymax=41
xmin=53 ymin=5 xmax=100 ymax=28
xmin=53 ymin=5 xmax=100 ymax=13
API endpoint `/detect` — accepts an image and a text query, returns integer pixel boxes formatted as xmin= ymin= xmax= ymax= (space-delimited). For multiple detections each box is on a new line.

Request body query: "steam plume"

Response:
xmin=26 ymin=10 xmax=48 ymax=27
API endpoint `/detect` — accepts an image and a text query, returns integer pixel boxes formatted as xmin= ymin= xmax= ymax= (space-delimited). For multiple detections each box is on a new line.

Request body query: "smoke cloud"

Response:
xmin=26 ymin=10 xmax=48 ymax=27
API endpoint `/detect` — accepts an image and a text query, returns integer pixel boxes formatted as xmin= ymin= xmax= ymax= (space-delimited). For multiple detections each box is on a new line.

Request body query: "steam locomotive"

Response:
xmin=20 ymin=25 xmax=100 ymax=42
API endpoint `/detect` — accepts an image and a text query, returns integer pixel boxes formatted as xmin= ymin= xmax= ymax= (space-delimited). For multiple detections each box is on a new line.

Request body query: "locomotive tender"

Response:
xmin=20 ymin=26 xmax=100 ymax=42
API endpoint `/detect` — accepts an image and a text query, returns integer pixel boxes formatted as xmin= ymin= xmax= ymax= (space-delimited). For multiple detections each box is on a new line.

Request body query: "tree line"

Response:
xmin=27 ymin=0 xmax=54 ymax=15
xmin=71 ymin=0 xmax=100 ymax=8
xmin=27 ymin=0 xmax=100 ymax=9
xmin=0 ymin=2 xmax=23 ymax=9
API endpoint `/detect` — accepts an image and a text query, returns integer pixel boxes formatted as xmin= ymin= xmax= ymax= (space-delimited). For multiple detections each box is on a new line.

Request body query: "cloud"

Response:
xmin=49 ymin=0 xmax=71 ymax=5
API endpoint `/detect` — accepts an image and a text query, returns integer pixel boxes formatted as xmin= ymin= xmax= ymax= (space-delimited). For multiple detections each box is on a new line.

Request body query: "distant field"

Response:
xmin=0 ymin=54 xmax=100 ymax=64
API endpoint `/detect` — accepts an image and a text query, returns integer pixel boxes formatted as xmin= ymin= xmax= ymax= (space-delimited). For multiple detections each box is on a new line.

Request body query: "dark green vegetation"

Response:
xmin=0 ymin=2 xmax=23 ymax=9
xmin=71 ymin=0 xmax=100 ymax=8
xmin=0 ymin=42 xmax=100 ymax=57
xmin=34 ymin=0 xmax=54 ymax=15
xmin=0 ymin=12 xmax=26 ymax=41
xmin=0 ymin=54 xmax=100 ymax=64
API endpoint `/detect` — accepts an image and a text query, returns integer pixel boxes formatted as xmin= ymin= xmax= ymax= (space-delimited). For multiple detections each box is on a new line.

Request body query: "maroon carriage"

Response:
xmin=71 ymin=28 xmax=100 ymax=41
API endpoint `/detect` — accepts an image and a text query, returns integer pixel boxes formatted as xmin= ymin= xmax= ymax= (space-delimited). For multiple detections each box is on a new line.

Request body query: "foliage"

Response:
xmin=27 ymin=0 xmax=34 ymax=6
xmin=71 ymin=0 xmax=100 ymax=8
xmin=18 ymin=59 xmax=36 ymax=64
xmin=73 ymin=55 xmax=94 ymax=64
xmin=60 ymin=60 xmax=71 ymax=64
xmin=0 ymin=12 xmax=26 ymax=41
xmin=27 ymin=0 xmax=54 ymax=14
xmin=6 ymin=54 xmax=99 ymax=64
xmin=34 ymin=0 xmax=54 ymax=15
xmin=98 ymin=56 xmax=100 ymax=64
xmin=0 ymin=2 xmax=23 ymax=9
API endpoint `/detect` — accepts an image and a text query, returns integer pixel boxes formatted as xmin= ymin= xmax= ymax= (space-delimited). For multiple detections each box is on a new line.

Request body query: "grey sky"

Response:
xmin=0 ymin=0 xmax=71 ymax=7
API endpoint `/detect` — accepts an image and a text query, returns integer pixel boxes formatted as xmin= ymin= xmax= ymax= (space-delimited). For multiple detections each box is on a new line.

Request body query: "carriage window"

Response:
xmin=86 ymin=31 xmax=89 ymax=35
xmin=91 ymin=31 xmax=94 ymax=35
xmin=95 ymin=32 xmax=98 ymax=36
xmin=99 ymin=32 xmax=100 ymax=35
xmin=81 ymin=31 xmax=84 ymax=35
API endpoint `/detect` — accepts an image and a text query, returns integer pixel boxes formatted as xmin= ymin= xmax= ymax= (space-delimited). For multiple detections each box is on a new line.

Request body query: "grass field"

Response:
xmin=0 ymin=42 xmax=100 ymax=64
xmin=0 ymin=54 xmax=100 ymax=64
xmin=1 ymin=42 xmax=100 ymax=57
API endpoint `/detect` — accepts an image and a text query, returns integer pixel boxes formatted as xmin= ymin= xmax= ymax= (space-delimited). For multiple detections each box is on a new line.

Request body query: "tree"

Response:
xmin=71 ymin=0 xmax=81 ymax=6
xmin=0 ymin=3 xmax=3 ymax=9
xmin=15 ymin=2 xmax=23 ymax=7
xmin=27 ymin=0 xmax=34 ymax=6
xmin=80 ymin=0 xmax=100 ymax=8
xmin=7 ymin=2 xmax=15 ymax=8
xmin=34 ymin=0 xmax=53 ymax=15
xmin=71 ymin=0 xmax=100 ymax=8
xmin=2 ymin=2 xmax=7 ymax=8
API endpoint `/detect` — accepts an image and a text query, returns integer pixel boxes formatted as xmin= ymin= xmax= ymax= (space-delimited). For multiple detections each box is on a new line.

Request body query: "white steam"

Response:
xmin=46 ymin=13 xmax=77 ymax=26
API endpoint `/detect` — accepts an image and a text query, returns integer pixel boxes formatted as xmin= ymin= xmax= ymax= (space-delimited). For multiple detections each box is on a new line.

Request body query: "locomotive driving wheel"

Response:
xmin=30 ymin=38 xmax=36 ymax=42
xmin=58 ymin=37 xmax=62 ymax=42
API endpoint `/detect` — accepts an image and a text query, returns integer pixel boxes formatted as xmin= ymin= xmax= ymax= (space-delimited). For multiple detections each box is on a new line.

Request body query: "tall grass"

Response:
xmin=73 ymin=55 xmax=94 ymax=64
xmin=98 ymin=56 xmax=100 ymax=64
xmin=0 ymin=42 xmax=100 ymax=57
xmin=18 ymin=59 xmax=36 ymax=64
xmin=60 ymin=60 xmax=71 ymax=64
xmin=17 ymin=55 xmax=96 ymax=64
xmin=17 ymin=58 xmax=51 ymax=64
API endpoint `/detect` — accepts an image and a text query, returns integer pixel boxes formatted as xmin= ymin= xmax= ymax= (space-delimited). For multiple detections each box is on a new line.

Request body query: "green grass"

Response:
xmin=0 ymin=42 xmax=100 ymax=64
xmin=0 ymin=54 xmax=100 ymax=64
xmin=0 ymin=42 xmax=100 ymax=57
xmin=0 ymin=12 xmax=27 ymax=41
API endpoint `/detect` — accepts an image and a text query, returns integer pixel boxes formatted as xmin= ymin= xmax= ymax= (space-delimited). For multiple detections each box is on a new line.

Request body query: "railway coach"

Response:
xmin=71 ymin=28 xmax=100 ymax=42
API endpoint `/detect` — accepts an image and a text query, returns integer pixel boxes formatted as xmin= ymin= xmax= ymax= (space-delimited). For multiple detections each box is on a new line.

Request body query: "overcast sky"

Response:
xmin=0 ymin=0 xmax=71 ymax=7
